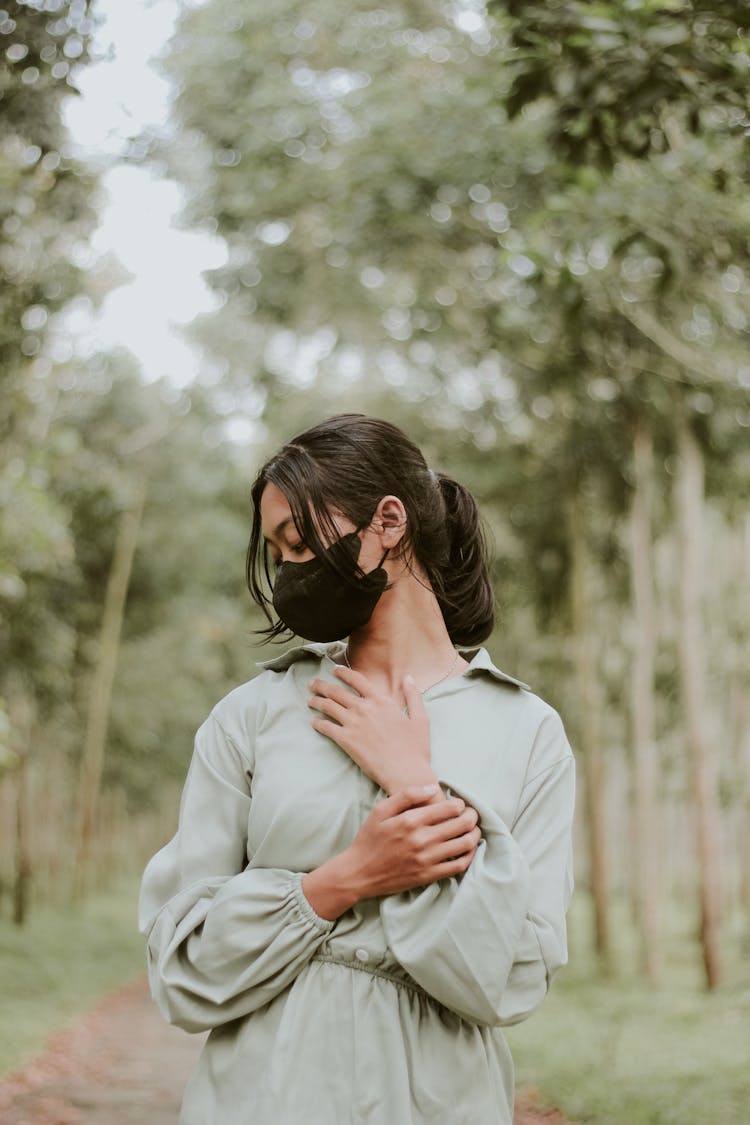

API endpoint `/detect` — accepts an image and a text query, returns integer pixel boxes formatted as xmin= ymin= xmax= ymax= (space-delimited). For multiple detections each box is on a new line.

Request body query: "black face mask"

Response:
xmin=272 ymin=530 xmax=389 ymax=642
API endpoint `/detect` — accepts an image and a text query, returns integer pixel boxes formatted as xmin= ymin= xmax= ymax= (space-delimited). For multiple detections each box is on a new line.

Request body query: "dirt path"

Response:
xmin=0 ymin=976 xmax=571 ymax=1123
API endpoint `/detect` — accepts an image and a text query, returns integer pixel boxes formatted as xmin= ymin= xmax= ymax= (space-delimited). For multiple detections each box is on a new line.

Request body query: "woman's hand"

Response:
xmin=307 ymin=665 xmax=435 ymax=794
xmin=347 ymin=786 xmax=482 ymax=896
xmin=301 ymin=786 xmax=482 ymax=920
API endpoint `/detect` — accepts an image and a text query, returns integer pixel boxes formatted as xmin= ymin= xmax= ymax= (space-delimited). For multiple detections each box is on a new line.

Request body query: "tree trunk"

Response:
xmin=673 ymin=401 xmax=723 ymax=989
xmin=736 ymin=691 xmax=750 ymax=914
xmin=629 ymin=416 xmax=660 ymax=982
xmin=568 ymin=495 xmax=610 ymax=966
xmin=73 ymin=478 xmax=147 ymax=897
xmin=740 ymin=723 xmax=750 ymax=915
xmin=737 ymin=513 xmax=750 ymax=914
xmin=8 ymin=683 xmax=34 ymax=925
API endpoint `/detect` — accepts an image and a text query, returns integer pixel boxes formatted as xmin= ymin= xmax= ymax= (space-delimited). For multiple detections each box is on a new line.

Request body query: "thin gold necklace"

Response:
xmin=342 ymin=646 xmax=461 ymax=697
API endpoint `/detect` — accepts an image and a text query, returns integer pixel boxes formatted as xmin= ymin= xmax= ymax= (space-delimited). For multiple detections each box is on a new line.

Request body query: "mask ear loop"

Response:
xmin=362 ymin=541 xmax=391 ymax=574
xmin=353 ymin=515 xmax=393 ymax=580
xmin=361 ymin=499 xmax=398 ymax=572
xmin=354 ymin=514 xmax=390 ymax=577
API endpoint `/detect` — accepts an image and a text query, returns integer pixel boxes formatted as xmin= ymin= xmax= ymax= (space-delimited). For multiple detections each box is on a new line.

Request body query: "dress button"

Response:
xmin=354 ymin=948 xmax=370 ymax=963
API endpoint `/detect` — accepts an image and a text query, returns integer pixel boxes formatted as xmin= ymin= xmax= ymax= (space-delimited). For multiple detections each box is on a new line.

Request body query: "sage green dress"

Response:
xmin=138 ymin=640 xmax=575 ymax=1125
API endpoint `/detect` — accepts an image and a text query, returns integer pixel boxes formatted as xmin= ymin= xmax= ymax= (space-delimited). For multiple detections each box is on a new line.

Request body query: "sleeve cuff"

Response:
xmin=290 ymin=871 xmax=336 ymax=934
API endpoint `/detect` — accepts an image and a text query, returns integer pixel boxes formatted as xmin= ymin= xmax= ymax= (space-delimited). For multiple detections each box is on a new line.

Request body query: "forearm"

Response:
xmin=380 ymin=762 xmax=443 ymax=797
xmin=301 ymin=849 xmax=364 ymax=921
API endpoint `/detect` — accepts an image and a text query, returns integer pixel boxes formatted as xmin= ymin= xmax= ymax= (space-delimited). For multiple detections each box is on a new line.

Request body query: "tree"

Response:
xmin=498 ymin=0 xmax=750 ymax=168
xmin=492 ymin=0 xmax=750 ymax=988
xmin=0 ymin=0 xmax=98 ymax=921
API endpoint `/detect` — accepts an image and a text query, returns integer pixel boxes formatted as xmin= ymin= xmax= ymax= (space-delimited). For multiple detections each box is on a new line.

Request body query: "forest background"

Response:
xmin=0 ymin=2 xmax=748 ymax=1123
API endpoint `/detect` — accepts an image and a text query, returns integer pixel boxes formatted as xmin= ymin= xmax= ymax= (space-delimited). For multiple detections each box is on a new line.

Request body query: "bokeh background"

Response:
xmin=1 ymin=2 xmax=748 ymax=1122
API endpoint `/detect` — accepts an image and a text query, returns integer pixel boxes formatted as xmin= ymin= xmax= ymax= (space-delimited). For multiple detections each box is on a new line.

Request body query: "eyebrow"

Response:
xmin=262 ymin=516 xmax=295 ymax=546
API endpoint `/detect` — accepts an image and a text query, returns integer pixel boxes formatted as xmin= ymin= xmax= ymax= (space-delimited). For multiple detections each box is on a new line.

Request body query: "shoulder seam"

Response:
xmin=520 ymin=753 xmax=573 ymax=791
xmin=207 ymin=709 xmax=253 ymax=772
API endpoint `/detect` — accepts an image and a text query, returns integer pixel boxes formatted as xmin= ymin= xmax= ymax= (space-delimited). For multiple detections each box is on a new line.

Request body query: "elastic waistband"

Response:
xmin=311 ymin=953 xmax=432 ymax=1003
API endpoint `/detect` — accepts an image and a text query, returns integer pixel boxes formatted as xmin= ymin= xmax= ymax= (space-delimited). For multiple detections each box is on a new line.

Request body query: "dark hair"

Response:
xmin=246 ymin=413 xmax=495 ymax=646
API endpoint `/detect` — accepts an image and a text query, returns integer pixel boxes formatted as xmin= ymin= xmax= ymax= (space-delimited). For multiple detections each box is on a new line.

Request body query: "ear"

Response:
xmin=371 ymin=494 xmax=407 ymax=550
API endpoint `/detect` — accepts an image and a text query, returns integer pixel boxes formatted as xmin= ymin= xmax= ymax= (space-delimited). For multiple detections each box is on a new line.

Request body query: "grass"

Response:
xmin=0 ymin=875 xmax=146 ymax=1078
xmin=506 ymin=894 xmax=750 ymax=1125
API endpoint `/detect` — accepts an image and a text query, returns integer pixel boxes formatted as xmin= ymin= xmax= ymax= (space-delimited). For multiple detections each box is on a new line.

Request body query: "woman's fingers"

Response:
xmin=307 ymin=693 xmax=348 ymax=725
xmin=332 ymin=664 xmax=372 ymax=696
xmin=403 ymin=673 xmax=428 ymax=720
xmin=403 ymin=798 xmax=478 ymax=832
xmin=434 ymin=852 xmax=475 ymax=879
xmin=433 ymin=806 xmax=479 ymax=838
xmin=309 ymin=677 xmax=359 ymax=708
xmin=378 ymin=786 xmax=441 ymax=819
xmin=430 ymin=827 xmax=482 ymax=864
xmin=310 ymin=715 xmax=347 ymax=744
xmin=401 ymin=796 xmax=466 ymax=826
xmin=416 ymin=805 xmax=480 ymax=846
xmin=375 ymin=789 xmax=479 ymax=835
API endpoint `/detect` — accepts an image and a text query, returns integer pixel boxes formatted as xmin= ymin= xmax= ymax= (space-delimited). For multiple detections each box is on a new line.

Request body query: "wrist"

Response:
xmin=301 ymin=848 xmax=364 ymax=921
xmin=382 ymin=762 xmax=440 ymax=797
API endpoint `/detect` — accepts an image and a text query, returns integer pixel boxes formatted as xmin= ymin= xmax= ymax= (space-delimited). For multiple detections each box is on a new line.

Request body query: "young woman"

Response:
xmin=139 ymin=413 xmax=575 ymax=1124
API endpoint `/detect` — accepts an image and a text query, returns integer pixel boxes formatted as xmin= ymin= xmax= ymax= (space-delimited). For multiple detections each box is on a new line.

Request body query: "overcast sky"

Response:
xmin=64 ymin=0 xmax=226 ymax=387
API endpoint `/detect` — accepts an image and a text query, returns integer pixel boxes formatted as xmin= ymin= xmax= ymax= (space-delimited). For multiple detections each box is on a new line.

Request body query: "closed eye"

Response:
xmin=271 ymin=541 xmax=307 ymax=568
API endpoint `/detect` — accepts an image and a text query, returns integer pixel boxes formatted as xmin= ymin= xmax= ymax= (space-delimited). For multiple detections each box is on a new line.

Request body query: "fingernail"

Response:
xmin=421 ymin=784 xmax=438 ymax=794
xmin=405 ymin=674 xmax=415 ymax=685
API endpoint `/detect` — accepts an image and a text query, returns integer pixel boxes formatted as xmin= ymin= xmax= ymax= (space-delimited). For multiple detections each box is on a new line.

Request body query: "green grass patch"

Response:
xmin=507 ymin=895 xmax=750 ymax=1124
xmin=0 ymin=875 xmax=146 ymax=1078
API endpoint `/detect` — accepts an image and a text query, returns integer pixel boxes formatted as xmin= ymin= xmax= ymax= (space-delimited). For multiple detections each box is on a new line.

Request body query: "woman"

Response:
xmin=138 ymin=412 xmax=575 ymax=1124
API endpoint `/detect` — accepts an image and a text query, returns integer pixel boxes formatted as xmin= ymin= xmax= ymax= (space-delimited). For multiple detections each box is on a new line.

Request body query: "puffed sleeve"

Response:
xmin=380 ymin=707 xmax=575 ymax=1027
xmin=137 ymin=710 xmax=333 ymax=1033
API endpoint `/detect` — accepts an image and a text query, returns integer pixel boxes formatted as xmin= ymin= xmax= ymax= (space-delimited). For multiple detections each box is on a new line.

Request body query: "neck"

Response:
xmin=345 ymin=559 xmax=468 ymax=695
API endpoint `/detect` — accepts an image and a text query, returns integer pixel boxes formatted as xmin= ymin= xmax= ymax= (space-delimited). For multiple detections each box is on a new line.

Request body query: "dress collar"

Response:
xmin=256 ymin=640 xmax=529 ymax=691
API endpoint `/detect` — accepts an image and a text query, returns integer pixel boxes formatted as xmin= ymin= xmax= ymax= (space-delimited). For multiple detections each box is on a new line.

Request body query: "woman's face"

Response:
xmin=259 ymin=482 xmax=388 ymax=574
xmin=261 ymin=483 xmax=317 ymax=566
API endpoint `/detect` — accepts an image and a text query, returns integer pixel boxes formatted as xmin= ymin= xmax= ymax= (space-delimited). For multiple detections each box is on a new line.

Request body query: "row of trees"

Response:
xmin=1 ymin=1 xmax=748 ymax=995
xmin=0 ymin=2 xmax=260 ymax=914
xmin=1 ymin=0 xmax=101 ymax=918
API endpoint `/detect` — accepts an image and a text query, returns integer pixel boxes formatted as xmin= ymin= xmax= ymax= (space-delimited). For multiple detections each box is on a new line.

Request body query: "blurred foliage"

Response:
xmin=495 ymin=0 xmax=750 ymax=168
xmin=0 ymin=0 xmax=98 ymax=707
xmin=151 ymin=0 xmax=749 ymax=622
xmin=0 ymin=0 xmax=99 ymax=438
xmin=0 ymin=4 xmax=269 ymax=831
